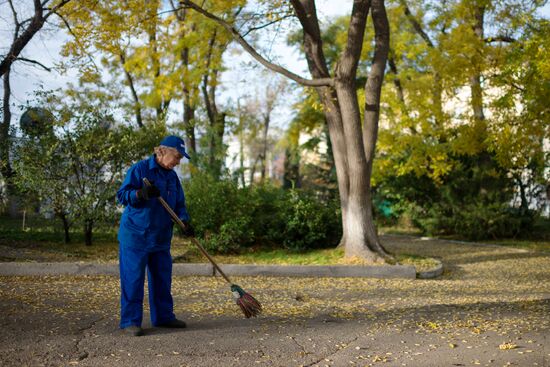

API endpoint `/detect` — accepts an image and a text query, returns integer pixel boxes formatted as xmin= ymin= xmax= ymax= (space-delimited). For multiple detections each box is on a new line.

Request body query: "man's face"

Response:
xmin=158 ymin=148 xmax=183 ymax=170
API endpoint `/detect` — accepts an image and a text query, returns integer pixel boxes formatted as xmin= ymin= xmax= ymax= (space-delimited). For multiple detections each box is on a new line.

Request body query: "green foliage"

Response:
xmin=184 ymin=172 xmax=341 ymax=253
xmin=414 ymin=201 xmax=533 ymax=241
xmin=376 ymin=149 xmax=538 ymax=240
xmin=277 ymin=189 xmax=341 ymax=251
xmin=13 ymin=93 xmax=165 ymax=245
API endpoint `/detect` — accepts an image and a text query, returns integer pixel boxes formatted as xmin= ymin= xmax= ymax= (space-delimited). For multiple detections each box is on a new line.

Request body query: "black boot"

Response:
xmin=158 ymin=319 xmax=187 ymax=328
xmin=123 ymin=325 xmax=144 ymax=336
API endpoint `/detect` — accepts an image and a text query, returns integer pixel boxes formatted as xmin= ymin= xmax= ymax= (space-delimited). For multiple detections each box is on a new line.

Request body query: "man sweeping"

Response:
xmin=116 ymin=135 xmax=194 ymax=336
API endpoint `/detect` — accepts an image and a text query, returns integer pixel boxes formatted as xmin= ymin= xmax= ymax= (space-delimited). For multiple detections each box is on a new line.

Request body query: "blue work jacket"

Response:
xmin=117 ymin=155 xmax=190 ymax=250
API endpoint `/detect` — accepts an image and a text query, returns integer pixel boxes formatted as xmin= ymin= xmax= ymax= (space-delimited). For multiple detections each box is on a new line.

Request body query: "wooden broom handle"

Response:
xmin=142 ymin=177 xmax=232 ymax=284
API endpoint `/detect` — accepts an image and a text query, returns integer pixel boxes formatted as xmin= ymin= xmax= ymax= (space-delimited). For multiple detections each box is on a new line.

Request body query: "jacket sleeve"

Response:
xmin=117 ymin=164 xmax=142 ymax=207
xmin=174 ymin=178 xmax=190 ymax=222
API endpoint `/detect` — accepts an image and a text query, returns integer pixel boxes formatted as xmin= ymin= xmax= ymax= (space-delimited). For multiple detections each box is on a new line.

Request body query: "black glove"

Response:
xmin=181 ymin=221 xmax=195 ymax=237
xmin=137 ymin=182 xmax=160 ymax=200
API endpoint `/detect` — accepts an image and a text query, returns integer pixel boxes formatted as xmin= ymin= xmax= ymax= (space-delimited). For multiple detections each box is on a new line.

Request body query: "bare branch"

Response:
xmin=399 ymin=0 xmax=434 ymax=48
xmin=52 ymin=10 xmax=100 ymax=73
xmin=181 ymin=0 xmax=333 ymax=87
xmin=44 ymin=0 xmax=72 ymax=20
xmin=485 ymin=35 xmax=516 ymax=43
xmin=15 ymin=57 xmax=51 ymax=71
xmin=0 ymin=0 xmax=44 ymax=77
xmin=241 ymin=14 xmax=294 ymax=38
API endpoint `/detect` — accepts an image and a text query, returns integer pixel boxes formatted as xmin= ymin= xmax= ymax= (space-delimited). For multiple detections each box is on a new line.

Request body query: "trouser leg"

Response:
xmin=119 ymin=245 xmax=148 ymax=329
xmin=147 ymin=249 xmax=175 ymax=326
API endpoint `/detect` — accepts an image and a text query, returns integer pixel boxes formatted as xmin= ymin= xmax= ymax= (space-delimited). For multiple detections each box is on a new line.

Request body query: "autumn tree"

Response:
xmin=371 ymin=0 xmax=549 ymax=237
xmin=14 ymin=93 xmax=165 ymax=245
xmin=0 ymin=0 xmax=71 ymax=216
xmin=183 ymin=0 xmax=392 ymax=261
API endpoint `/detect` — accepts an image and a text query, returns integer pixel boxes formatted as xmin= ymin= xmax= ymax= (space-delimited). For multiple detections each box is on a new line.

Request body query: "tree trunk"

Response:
xmin=186 ymin=0 xmax=393 ymax=261
xmin=84 ymin=220 xmax=93 ymax=246
xmin=119 ymin=53 xmax=143 ymax=128
xmin=58 ymin=211 xmax=71 ymax=244
xmin=290 ymin=0 xmax=352 ymax=252
xmin=249 ymin=156 xmax=259 ymax=185
xmin=260 ymin=114 xmax=270 ymax=182
xmin=1 ymin=67 xmax=21 ymax=217
xmin=470 ymin=4 xmax=485 ymax=122
xmin=388 ymin=52 xmax=406 ymax=108
xmin=0 ymin=0 xmax=45 ymax=78
xmin=183 ymin=97 xmax=196 ymax=153
xmin=202 ymin=31 xmax=226 ymax=179
xmin=177 ymin=5 xmax=196 ymax=153
xmin=361 ymin=0 xmax=391 ymax=258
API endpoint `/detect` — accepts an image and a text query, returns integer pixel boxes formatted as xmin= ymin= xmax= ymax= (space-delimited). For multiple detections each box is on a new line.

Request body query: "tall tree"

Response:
xmin=0 ymin=0 xmax=71 ymax=216
xmin=183 ymin=0 xmax=392 ymax=261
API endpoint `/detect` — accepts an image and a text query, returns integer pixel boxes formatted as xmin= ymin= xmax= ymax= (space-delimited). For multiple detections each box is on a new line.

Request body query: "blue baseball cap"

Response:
xmin=160 ymin=135 xmax=191 ymax=159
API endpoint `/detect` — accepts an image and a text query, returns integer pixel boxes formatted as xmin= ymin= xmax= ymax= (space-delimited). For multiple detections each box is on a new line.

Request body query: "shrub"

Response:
xmin=278 ymin=190 xmax=341 ymax=251
xmin=413 ymin=201 xmax=529 ymax=240
xmin=184 ymin=173 xmax=341 ymax=253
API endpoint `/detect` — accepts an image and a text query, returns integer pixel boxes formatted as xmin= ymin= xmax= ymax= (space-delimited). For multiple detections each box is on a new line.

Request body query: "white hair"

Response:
xmin=154 ymin=145 xmax=178 ymax=156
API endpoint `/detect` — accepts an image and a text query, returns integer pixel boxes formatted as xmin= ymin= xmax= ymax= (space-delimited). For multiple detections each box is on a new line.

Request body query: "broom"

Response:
xmin=143 ymin=178 xmax=262 ymax=318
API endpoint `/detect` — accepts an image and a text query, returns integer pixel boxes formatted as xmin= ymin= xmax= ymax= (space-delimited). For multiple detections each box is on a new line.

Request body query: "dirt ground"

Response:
xmin=0 ymin=235 xmax=548 ymax=366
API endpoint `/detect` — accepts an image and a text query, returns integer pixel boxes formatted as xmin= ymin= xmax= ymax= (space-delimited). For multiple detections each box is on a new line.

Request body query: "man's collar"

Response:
xmin=148 ymin=155 xmax=160 ymax=170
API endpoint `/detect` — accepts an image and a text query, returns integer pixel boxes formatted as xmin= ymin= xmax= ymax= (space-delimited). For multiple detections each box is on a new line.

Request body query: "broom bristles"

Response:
xmin=231 ymin=284 xmax=262 ymax=318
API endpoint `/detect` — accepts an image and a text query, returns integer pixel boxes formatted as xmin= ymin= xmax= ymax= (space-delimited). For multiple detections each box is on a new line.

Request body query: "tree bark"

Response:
xmin=202 ymin=31 xmax=227 ymax=179
xmin=0 ymin=0 xmax=44 ymax=78
xmin=119 ymin=53 xmax=143 ymax=128
xmin=57 ymin=211 xmax=71 ymax=244
xmin=470 ymin=3 xmax=485 ymax=122
xmin=1 ymin=67 xmax=21 ymax=217
xmin=362 ymin=0 xmax=391 ymax=258
xmin=84 ymin=220 xmax=93 ymax=246
xmin=291 ymin=0 xmax=351 ymax=252
xmin=260 ymin=112 xmax=270 ymax=182
xmin=0 ymin=0 xmax=72 ymax=77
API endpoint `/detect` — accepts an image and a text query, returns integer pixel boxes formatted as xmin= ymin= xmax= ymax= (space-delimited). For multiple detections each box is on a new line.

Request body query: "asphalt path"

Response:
xmin=1 ymin=236 xmax=548 ymax=367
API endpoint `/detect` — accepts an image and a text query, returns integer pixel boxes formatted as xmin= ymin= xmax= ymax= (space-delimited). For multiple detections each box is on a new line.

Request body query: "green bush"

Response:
xmin=375 ymin=150 xmax=539 ymax=240
xmin=184 ymin=173 xmax=341 ymax=253
xmin=413 ymin=202 xmax=530 ymax=240
xmin=278 ymin=190 xmax=341 ymax=251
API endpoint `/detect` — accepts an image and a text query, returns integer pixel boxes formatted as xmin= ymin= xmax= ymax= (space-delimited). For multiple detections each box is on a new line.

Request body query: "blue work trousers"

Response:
xmin=119 ymin=245 xmax=175 ymax=328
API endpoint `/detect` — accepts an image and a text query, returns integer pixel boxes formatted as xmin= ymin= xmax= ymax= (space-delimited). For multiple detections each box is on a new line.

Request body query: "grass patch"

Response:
xmin=0 ymin=215 xmax=119 ymax=262
xmin=478 ymin=239 xmax=550 ymax=253
xmin=176 ymin=243 xmax=438 ymax=272
xmin=378 ymin=225 xmax=423 ymax=236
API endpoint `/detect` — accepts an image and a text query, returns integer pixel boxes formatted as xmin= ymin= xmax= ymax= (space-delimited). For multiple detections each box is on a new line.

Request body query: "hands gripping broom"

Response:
xmin=143 ymin=178 xmax=262 ymax=318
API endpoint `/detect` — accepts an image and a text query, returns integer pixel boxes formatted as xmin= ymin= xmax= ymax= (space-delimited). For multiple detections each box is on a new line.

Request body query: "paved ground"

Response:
xmin=0 ymin=236 xmax=549 ymax=366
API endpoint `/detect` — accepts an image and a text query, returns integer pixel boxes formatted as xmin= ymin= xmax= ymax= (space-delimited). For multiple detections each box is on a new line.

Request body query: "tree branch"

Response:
xmin=337 ymin=0 xmax=370 ymax=79
xmin=181 ymin=0 xmax=334 ymax=87
xmin=15 ymin=57 xmax=51 ymax=71
xmin=52 ymin=10 xmax=100 ymax=73
xmin=0 ymin=0 xmax=44 ymax=77
xmin=399 ymin=0 xmax=434 ymax=48
xmin=485 ymin=35 xmax=516 ymax=43
xmin=241 ymin=14 xmax=294 ymax=38
xmin=44 ymin=0 xmax=72 ymax=20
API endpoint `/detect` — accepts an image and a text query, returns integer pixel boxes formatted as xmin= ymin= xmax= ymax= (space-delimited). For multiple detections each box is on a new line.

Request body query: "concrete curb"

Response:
xmin=218 ymin=264 xmax=416 ymax=278
xmin=0 ymin=262 xmax=416 ymax=279
xmin=416 ymin=259 xmax=443 ymax=279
